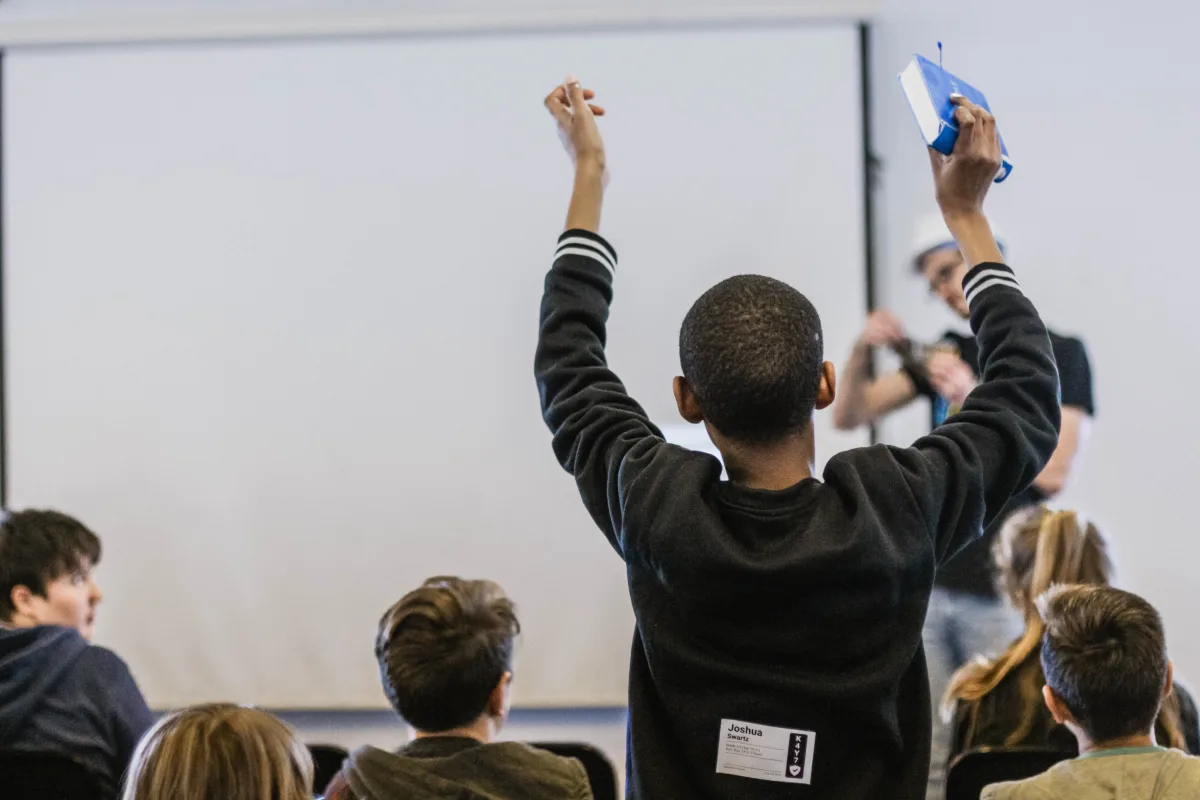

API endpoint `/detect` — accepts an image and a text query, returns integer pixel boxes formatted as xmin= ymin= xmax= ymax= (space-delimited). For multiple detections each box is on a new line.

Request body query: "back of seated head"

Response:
xmin=122 ymin=703 xmax=313 ymax=800
xmin=375 ymin=576 xmax=520 ymax=734
xmin=676 ymin=275 xmax=832 ymax=445
xmin=1039 ymin=584 xmax=1173 ymax=746
xmin=0 ymin=509 xmax=102 ymax=640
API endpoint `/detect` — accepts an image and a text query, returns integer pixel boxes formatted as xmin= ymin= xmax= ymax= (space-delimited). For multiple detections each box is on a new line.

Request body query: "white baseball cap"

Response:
xmin=909 ymin=213 xmax=1006 ymax=269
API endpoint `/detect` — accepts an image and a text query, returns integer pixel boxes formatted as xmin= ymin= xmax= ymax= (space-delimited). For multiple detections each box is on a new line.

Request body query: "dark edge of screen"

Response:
xmin=858 ymin=22 xmax=881 ymax=446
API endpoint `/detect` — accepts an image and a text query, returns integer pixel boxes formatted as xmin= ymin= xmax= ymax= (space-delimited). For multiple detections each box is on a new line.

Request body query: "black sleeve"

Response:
xmin=535 ymin=230 xmax=667 ymax=560
xmin=891 ymin=263 xmax=1061 ymax=563
xmin=89 ymin=648 xmax=155 ymax=778
xmin=1051 ymin=335 xmax=1095 ymax=416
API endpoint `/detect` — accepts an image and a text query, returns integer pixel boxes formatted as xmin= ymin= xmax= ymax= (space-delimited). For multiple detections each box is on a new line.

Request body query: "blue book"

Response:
xmin=899 ymin=54 xmax=1013 ymax=183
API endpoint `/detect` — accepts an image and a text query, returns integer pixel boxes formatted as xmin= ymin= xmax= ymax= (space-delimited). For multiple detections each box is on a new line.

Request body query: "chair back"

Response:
xmin=0 ymin=750 xmax=105 ymax=800
xmin=308 ymin=743 xmax=350 ymax=797
xmin=946 ymin=746 xmax=1072 ymax=800
xmin=529 ymin=741 xmax=618 ymax=800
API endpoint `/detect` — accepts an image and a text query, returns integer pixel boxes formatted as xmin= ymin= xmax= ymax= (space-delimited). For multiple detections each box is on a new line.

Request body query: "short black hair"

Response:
xmin=1039 ymin=584 xmax=1168 ymax=743
xmin=679 ymin=275 xmax=823 ymax=443
xmin=375 ymin=576 xmax=519 ymax=732
xmin=0 ymin=509 xmax=101 ymax=621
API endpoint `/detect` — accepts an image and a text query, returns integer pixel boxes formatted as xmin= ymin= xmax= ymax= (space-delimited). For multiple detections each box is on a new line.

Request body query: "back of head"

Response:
xmin=122 ymin=703 xmax=313 ymax=800
xmin=996 ymin=507 xmax=1112 ymax=621
xmin=1039 ymin=584 xmax=1170 ymax=744
xmin=376 ymin=576 xmax=520 ymax=732
xmin=679 ymin=275 xmax=823 ymax=443
xmin=0 ymin=509 xmax=101 ymax=622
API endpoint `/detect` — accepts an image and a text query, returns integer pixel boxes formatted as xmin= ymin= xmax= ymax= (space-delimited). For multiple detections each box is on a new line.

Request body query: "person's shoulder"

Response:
xmin=980 ymin=770 xmax=1058 ymax=800
xmin=1046 ymin=330 xmax=1088 ymax=357
xmin=486 ymin=742 xmax=592 ymax=784
xmin=75 ymin=644 xmax=135 ymax=677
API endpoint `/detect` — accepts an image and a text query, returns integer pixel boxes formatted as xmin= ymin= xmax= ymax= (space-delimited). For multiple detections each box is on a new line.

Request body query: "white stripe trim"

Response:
xmin=963 ymin=268 xmax=1017 ymax=298
xmin=965 ymin=277 xmax=1022 ymax=304
xmin=557 ymin=236 xmax=616 ymax=268
xmin=554 ymin=247 xmax=615 ymax=276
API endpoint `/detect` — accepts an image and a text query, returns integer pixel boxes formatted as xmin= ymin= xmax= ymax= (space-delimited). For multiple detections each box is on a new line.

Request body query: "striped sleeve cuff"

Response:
xmin=555 ymin=230 xmax=616 ymax=277
xmin=962 ymin=262 xmax=1021 ymax=308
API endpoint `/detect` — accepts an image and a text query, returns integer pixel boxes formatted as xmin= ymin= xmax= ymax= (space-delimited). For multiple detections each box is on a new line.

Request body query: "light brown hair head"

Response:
xmin=376 ymin=576 xmax=520 ymax=732
xmin=121 ymin=704 xmax=313 ymax=800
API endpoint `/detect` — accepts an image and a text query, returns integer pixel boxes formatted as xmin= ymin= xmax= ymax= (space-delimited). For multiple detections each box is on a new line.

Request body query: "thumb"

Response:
xmin=564 ymin=75 xmax=590 ymax=114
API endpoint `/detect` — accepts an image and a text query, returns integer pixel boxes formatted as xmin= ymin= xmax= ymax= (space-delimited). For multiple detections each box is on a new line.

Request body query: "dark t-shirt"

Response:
xmin=907 ymin=329 xmax=1095 ymax=597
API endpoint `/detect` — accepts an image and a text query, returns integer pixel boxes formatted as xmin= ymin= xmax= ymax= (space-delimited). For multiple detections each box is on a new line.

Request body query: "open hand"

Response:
xmin=544 ymin=77 xmax=607 ymax=170
xmin=928 ymin=96 xmax=1002 ymax=219
xmin=927 ymin=350 xmax=977 ymax=407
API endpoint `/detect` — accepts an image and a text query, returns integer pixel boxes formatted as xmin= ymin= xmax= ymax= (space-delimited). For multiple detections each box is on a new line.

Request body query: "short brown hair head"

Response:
xmin=0 ymin=509 xmax=102 ymax=621
xmin=121 ymin=704 xmax=313 ymax=800
xmin=1039 ymin=584 xmax=1169 ymax=743
xmin=375 ymin=576 xmax=520 ymax=732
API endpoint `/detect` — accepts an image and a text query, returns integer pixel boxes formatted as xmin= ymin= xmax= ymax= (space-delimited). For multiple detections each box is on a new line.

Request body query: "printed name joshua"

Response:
xmin=727 ymin=723 xmax=763 ymax=742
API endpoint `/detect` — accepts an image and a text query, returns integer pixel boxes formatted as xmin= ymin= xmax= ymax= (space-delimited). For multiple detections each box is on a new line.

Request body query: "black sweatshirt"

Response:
xmin=535 ymin=231 xmax=1060 ymax=799
xmin=0 ymin=625 xmax=155 ymax=799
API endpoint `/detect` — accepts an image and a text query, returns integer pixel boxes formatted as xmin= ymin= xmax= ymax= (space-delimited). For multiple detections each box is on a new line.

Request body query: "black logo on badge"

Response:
xmin=785 ymin=733 xmax=808 ymax=779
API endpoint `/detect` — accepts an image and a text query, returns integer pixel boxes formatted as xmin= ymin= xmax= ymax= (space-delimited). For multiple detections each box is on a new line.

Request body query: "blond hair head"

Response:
xmin=121 ymin=703 xmax=313 ymax=800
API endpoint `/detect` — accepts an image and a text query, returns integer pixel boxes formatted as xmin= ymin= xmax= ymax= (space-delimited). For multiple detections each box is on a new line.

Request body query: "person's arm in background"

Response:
xmin=832 ymin=310 xmax=922 ymax=430
xmin=535 ymin=78 xmax=665 ymax=558
xmin=1032 ymin=407 xmax=1088 ymax=497
xmin=893 ymin=97 xmax=1060 ymax=563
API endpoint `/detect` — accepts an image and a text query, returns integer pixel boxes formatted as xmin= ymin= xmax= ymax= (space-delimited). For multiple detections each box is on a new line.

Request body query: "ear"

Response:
xmin=673 ymin=376 xmax=705 ymax=424
xmin=486 ymin=671 xmax=514 ymax=719
xmin=814 ymin=361 xmax=837 ymax=411
xmin=10 ymin=585 xmax=36 ymax=620
xmin=1043 ymin=685 xmax=1071 ymax=726
xmin=1164 ymin=661 xmax=1176 ymax=701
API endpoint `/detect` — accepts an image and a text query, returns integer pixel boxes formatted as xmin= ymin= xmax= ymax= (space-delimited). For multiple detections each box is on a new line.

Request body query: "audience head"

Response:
xmin=910 ymin=213 xmax=1006 ymax=319
xmin=996 ymin=506 xmax=1111 ymax=623
xmin=0 ymin=509 xmax=103 ymax=640
xmin=1039 ymin=584 xmax=1173 ymax=747
xmin=121 ymin=703 xmax=313 ymax=800
xmin=676 ymin=275 xmax=834 ymax=445
xmin=376 ymin=576 xmax=520 ymax=737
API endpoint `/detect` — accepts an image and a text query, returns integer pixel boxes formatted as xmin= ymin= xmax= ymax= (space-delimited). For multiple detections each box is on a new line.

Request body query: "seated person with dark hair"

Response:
xmin=0 ymin=509 xmax=154 ymax=798
xmin=325 ymin=576 xmax=593 ymax=800
xmin=983 ymin=584 xmax=1200 ymax=799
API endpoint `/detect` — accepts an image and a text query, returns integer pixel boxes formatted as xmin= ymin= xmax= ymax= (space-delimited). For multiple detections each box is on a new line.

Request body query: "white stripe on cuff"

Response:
xmin=554 ymin=247 xmax=615 ymax=276
xmin=963 ymin=268 xmax=1018 ymax=298
xmin=557 ymin=236 xmax=616 ymax=269
xmin=965 ymin=277 xmax=1022 ymax=305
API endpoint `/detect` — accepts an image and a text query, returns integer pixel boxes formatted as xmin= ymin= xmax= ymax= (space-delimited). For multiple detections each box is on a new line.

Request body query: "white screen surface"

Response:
xmin=5 ymin=26 xmax=867 ymax=708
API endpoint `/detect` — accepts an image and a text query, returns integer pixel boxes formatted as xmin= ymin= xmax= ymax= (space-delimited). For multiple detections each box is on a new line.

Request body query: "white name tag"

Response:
xmin=715 ymin=718 xmax=816 ymax=784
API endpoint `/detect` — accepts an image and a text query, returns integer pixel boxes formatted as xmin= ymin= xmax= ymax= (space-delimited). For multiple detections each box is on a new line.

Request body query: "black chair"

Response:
xmin=0 ymin=750 xmax=105 ymax=800
xmin=307 ymin=743 xmax=350 ymax=797
xmin=529 ymin=741 xmax=618 ymax=800
xmin=946 ymin=746 xmax=1072 ymax=800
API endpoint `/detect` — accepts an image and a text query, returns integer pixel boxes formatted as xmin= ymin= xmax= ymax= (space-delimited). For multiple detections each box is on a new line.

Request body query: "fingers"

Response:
xmin=544 ymin=85 xmax=572 ymax=127
xmin=564 ymin=75 xmax=589 ymax=113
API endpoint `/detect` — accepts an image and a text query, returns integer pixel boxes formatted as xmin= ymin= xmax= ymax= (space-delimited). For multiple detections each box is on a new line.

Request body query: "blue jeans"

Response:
xmin=923 ymin=586 xmax=1020 ymax=800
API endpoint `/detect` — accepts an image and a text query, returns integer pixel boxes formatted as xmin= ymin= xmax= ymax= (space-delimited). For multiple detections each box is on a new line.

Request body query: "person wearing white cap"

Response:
xmin=832 ymin=214 xmax=1095 ymax=800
